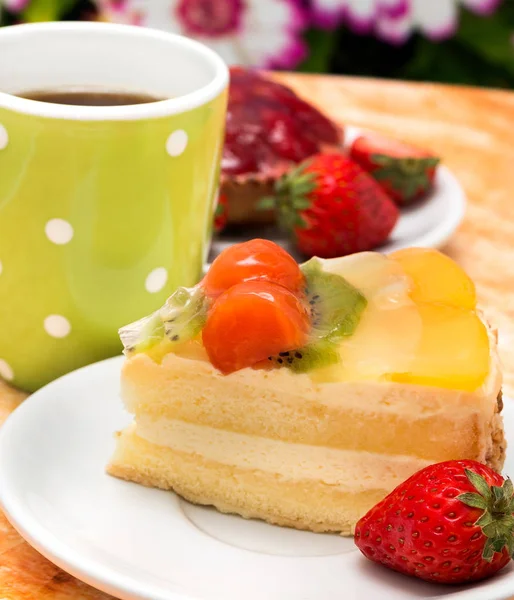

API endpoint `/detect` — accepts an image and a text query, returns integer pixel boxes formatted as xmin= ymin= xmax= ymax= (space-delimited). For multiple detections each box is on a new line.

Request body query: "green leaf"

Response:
xmin=507 ymin=498 xmax=514 ymax=514
xmin=294 ymin=215 xmax=307 ymax=228
xmin=402 ymin=35 xmax=514 ymax=89
xmin=500 ymin=516 xmax=514 ymax=531
xmin=292 ymin=198 xmax=312 ymax=210
xmin=476 ymin=511 xmax=494 ymax=528
xmin=492 ymin=537 xmax=508 ymax=553
xmin=507 ymin=534 xmax=514 ymax=558
xmin=483 ymin=537 xmax=496 ymax=562
xmin=492 ymin=485 xmax=504 ymax=503
xmin=297 ymin=28 xmax=337 ymax=74
xmin=503 ymin=478 xmax=514 ymax=500
xmin=292 ymin=181 xmax=316 ymax=198
xmin=465 ymin=469 xmax=492 ymax=501
xmin=483 ymin=522 xmax=502 ymax=539
xmin=288 ymin=160 xmax=312 ymax=182
xmin=458 ymin=492 xmax=488 ymax=510
xmin=457 ymin=8 xmax=514 ymax=77
xmin=22 ymin=0 xmax=78 ymax=22
xmin=257 ymin=197 xmax=276 ymax=211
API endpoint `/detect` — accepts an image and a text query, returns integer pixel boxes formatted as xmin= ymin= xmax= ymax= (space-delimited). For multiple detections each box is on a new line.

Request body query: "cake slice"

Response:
xmin=107 ymin=240 xmax=505 ymax=535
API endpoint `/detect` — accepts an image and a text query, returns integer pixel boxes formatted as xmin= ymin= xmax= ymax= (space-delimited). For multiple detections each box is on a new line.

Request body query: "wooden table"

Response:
xmin=1 ymin=73 xmax=514 ymax=599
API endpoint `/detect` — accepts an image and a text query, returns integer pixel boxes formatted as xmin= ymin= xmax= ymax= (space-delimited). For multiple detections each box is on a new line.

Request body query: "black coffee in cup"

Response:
xmin=20 ymin=90 xmax=163 ymax=106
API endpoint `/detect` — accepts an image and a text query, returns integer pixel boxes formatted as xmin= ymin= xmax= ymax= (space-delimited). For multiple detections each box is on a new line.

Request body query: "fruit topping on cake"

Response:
xmin=349 ymin=131 xmax=440 ymax=206
xmin=355 ymin=460 xmax=514 ymax=584
xmin=262 ymin=152 xmax=400 ymax=258
xmin=391 ymin=246 xmax=476 ymax=308
xmin=202 ymin=281 xmax=310 ymax=373
xmin=120 ymin=239 xmax=491 ymax=394
xmin=203 ymin=238 xmax=305 ymax=297
xmin=221 ymin=67 xmax=343 ymax=225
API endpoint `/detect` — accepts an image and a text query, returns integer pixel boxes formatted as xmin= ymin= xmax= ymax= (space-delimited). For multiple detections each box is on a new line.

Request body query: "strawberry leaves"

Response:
xmin=371 ymin=154 xmax=440 ymax=202
xmin=458 ymin=469 xmax=514 ymax=562
xmin=458 ymin=493 xmax=488 ymax=510
xmin=258 ymin=161 xmax=316 ymax=232
xmin=349 ymin=133 xmax=441 ymax=206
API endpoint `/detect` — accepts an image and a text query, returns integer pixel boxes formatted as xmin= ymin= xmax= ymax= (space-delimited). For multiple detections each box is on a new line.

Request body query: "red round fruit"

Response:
xmin=354 ymin=460 xmax=513 ymax=585
xmin=202 ymin=280 xmax=310 ymax=373
xmin=202 ymin=238 xmax=305 ymax=297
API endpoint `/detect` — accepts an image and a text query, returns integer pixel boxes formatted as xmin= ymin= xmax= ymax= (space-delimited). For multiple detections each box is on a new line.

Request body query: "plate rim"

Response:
xmin=0 ymin=356 xmax=193 ymax=600
xmin=390 ymin=164 xmax=467 ymax=251
xmin=2 ymin=363 xmax=513 ymax=600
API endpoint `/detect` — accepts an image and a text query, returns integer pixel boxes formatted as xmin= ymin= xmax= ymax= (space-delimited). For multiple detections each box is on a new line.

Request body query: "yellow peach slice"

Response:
xmin=390 ymin=303 xmax=489 ymax=391
xmin=390 ymin=247 xmax=476 ymax=310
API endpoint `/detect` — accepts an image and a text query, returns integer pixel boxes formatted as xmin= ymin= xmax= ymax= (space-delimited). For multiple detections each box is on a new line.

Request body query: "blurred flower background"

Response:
xmin=1 ymin=0 xmax=513 ymax=88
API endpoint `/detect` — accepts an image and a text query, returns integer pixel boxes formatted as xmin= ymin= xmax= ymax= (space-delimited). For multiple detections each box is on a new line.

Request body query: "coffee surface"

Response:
xmin=20 ymin=90 xmax=163 ymax=106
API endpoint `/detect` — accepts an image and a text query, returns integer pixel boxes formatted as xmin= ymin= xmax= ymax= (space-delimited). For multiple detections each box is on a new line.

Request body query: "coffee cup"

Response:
xmin=0 ymin=21 xmax=228 ymax=391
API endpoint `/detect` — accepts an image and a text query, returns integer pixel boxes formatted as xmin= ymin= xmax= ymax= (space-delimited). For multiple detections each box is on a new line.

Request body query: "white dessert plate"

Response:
xmin=209 ymin=125 xmax=466 ymax=264
xmin=0 ymin=356 xmax=512 ymax=600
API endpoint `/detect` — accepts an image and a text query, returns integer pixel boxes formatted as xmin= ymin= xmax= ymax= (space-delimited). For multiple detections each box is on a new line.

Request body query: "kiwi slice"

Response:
xmin=267 ymin=339 xmax=341 ymax=373
xmin=119 ymin=310 xmax=165 ymax=355
xmin=268 ymin=258 xmax=367 ymax=373
xmin=161 ymin=286 xmax=208 ymax=343
xmin=119 ymin=285 xmax=208 ymax=356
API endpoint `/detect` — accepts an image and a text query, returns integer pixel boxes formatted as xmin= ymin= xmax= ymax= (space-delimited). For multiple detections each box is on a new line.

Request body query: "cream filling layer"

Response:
xmin=135 ymin=416 xmax=432 ymax=493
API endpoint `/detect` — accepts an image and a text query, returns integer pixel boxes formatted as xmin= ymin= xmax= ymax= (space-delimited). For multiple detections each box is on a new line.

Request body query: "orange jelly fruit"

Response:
xmin=390 ymin=302 xmax=489 ymax=391
xmin=390 ymin=247 xmax=476 ymax=310
xmin=202 ymin=280 xmax=310 ymax=374
xmin=202 ymin=238 xmax=305 ymax=297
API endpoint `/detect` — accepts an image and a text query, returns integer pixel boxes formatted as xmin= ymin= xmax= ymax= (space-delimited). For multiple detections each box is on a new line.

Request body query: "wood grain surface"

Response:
xmin=1 ymin=73 xmax=514 ymax=599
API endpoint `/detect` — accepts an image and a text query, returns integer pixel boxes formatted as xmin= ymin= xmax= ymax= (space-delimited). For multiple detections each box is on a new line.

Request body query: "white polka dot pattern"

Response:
xmin=0 ymin=359 xmax=13 ymax=381
xmin=166 ymin=130 xmax=188 ymax=157
xmin=145 ymin=267 xmax=168 ymax=293
xmin=0 ymin=124 xmax=8 ymax=150
xmin=45 ymin=219 xmax=74 ymax=245
xmin=44 ymin=314 xmax=71 ymax=338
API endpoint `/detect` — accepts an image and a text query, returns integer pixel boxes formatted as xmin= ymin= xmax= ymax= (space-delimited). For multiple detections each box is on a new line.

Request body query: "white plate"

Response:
xmin=0 ymin=356 xmax=512 ymax=600
xmin=209 ymin=125 xmax=466 ymax=263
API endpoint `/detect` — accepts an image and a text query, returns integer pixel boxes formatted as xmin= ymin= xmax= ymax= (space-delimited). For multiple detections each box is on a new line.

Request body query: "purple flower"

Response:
xmin=94 ymin=0 xmax=308 ymax=68
xmin=308 ymin=0 xmax=504 ymax=43
xmin=2 ymin=0 xmax=31 ymax=11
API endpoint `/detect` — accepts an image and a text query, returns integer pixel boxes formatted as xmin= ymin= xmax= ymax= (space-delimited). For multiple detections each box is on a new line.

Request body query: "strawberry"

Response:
xmin=350 ymin=132 xmax=440 ymax=206
xmin=355 ymin=460 xmax=514 ymax=585
xmin=214 ymin=192 xmax=228 ymax=234
xmin=261 ymin=152 xmax=399 ymax=258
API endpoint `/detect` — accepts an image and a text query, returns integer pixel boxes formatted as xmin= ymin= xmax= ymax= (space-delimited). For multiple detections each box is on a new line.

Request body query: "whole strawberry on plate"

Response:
xmin=355 ymin=459 xmax=514 ymax=584
xmin=262 ymin=152 xmax=399 ymax=258
xmin=221 ymin=67 xmax=343 ymax=226
xmin=350 ymin=131 xmax=440 ymax=206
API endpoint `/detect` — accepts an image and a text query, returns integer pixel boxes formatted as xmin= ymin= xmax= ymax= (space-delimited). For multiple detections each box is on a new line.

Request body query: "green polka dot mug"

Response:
xmin=0 ymin=22 xmax=228 ymax=391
